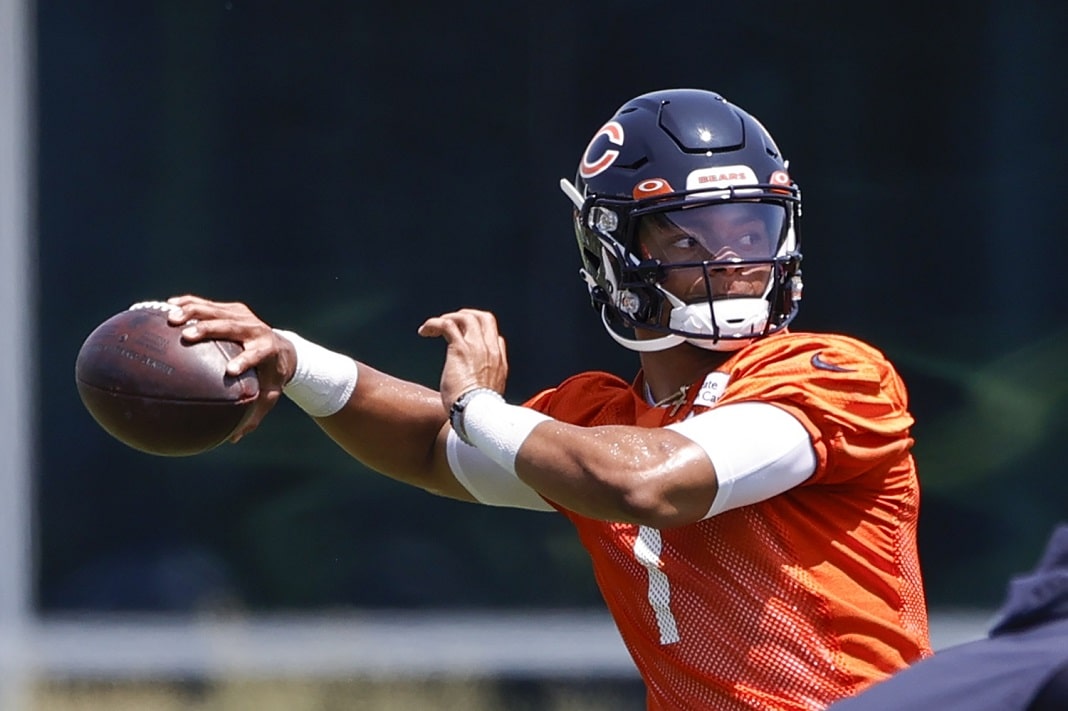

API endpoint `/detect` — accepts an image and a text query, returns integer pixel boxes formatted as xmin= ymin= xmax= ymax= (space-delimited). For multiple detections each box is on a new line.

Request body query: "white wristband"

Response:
xmin=462 ymin=391 xmax=552 ymax=474
xmin=274 ymin=329 xmax=358 ymax=417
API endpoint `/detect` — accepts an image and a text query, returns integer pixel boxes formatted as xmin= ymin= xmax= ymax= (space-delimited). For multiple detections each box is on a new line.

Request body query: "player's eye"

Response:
xmin=733 ymin=229 xmax=771 ymax=254
xmin=670 ymin=234 xmax=701 ymax=252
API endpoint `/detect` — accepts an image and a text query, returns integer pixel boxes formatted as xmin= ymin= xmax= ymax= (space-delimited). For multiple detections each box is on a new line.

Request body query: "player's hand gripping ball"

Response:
xmin=75 ymin=301 xmax=259 ymax=456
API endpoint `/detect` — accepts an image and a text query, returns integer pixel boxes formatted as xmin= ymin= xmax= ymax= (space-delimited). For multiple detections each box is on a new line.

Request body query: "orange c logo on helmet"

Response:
xmin=769 ymin=170 xmax=792 ymax=195
xmin=580 ymin=121 xmax=624 ymax=179
xmin=770 ymin=170 xmax=791 ymax=185
xmin=632 ymin=178 xmax=675 ymax=199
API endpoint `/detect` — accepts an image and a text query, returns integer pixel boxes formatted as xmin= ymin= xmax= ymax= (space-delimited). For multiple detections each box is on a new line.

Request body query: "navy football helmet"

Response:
xmin=561 ymin=89 xmax=803 ymax=352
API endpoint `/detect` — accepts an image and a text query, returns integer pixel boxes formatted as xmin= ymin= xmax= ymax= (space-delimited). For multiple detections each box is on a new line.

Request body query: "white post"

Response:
xmin=0 ymin=0 xmax=35 ymax=707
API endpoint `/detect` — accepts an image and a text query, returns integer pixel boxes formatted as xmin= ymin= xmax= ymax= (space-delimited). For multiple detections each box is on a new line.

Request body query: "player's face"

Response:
xmin=636 ymin=202 xmax=782 ymax=301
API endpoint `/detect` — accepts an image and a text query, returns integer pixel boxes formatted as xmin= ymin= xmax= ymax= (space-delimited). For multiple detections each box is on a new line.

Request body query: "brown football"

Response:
xmin=75 ymin=301 xmax=259 ymax=456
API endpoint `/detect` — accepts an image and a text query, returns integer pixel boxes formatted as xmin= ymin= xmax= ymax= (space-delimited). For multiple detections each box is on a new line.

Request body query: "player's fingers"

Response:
xmin=165 ymin=295 xmax=221 ymax=322
xmin=418 ymin=314 xmax=467 ymax=342
xmin=476 ymin=313 xmax=503 ymax=359
xmin=167 ymin=298 xmax=258 ymax=327
xmin=416 ymin=317 xmax=444 ymax=338
xmin=229 ymin=331 xmax=300 ymax=385
xmin=452 ymin=310 xmax=504 ymax=363
xmin=220 ymin=333 xmax=278 ymax=374
xmin=178 ymin=309 xmax=266 ymax=341
xmin=231 ymin=388 xmax=283 ymax=443
xmin=450 ymin=310 xmax=499 ymax=343
xmin=454 ymin=309 xmax=499 ymax=336
xmin=223 ymin=349 xmax=257 ymax=377
xmin=177 ymin=317 xmax=237 ymax=342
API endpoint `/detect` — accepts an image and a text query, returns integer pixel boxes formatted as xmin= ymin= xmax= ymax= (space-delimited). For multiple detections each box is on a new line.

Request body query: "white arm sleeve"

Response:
xmin=666 ymin=401 xmax=817 ymax=518
xmin=445 ymin=429 xmax=555 ymax=511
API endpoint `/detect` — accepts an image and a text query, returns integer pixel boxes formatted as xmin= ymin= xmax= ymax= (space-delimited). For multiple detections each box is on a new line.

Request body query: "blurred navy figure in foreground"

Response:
xmin=829 ymin=523 xmax=1068 ymax=710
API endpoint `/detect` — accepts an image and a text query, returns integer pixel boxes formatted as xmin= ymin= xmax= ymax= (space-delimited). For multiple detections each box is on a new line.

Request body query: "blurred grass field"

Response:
xmin=11 ymin=608 xmax=987 ymax=710
xmin=28 ymin=677 xmax=646 ymax=711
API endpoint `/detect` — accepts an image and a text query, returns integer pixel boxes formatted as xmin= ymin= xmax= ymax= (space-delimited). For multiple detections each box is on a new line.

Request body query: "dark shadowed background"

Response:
xmin=37 ymin=1 xmax=1068 ymax=617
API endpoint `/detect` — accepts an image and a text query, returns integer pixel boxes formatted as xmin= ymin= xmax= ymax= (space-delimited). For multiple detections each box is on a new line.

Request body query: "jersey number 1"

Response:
xmin=634 ymin=526 xmax=680 ymax=645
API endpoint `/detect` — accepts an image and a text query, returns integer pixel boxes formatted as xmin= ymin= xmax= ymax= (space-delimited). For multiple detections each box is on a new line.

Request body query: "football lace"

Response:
xmin=129 ymin=300 xmax=179 ymax=313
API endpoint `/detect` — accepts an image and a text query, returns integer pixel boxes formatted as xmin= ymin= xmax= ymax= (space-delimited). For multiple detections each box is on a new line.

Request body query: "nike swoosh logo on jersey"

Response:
xmin=811 ymin=352 xmax=855 ymax=372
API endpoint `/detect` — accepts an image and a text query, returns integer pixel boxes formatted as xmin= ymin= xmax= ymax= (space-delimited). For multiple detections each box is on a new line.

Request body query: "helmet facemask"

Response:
xmin=564 ymin=181 xmax=803 ymax=352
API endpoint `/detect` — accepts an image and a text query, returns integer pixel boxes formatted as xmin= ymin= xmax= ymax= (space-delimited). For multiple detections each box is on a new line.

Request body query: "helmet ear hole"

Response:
xmin=616 ymin=286 xmax=660 ymax=324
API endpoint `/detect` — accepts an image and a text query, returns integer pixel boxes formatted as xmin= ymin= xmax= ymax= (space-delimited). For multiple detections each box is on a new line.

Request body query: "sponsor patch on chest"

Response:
xmin=694 ymin=371 xmax=731 ymax=408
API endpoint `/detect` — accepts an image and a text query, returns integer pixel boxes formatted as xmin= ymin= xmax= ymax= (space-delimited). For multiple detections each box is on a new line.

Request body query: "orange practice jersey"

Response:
xmin=525 ymin=332 xmax=931 ymax=711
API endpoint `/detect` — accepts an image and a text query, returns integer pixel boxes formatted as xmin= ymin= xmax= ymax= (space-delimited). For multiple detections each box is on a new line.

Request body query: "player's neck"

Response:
xmin=639 ymin=344 xmax=730 ymax=404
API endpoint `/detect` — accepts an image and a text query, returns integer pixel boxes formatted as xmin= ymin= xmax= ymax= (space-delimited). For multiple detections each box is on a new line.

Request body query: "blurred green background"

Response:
xmin=38 ymin=0 xmax=1068 ymax=621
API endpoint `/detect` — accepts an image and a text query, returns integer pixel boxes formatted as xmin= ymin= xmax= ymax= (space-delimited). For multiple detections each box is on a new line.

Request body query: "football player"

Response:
xmin=169 ymin=88 xmax=931 ymax=709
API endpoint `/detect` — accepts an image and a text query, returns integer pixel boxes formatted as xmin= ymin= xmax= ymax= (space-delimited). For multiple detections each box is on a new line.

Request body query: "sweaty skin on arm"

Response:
xmin=417 ymin=308 xmax=721 ymax=528
xmin=313 ymin=363 xmax=476 ymax=501
xmin=515 ymin=422 xmax=720 ymax=527
xmin=321 ymin=369 xmax=721 ymax=526
xmin=166 ymin=296 xmax=721 ymax=527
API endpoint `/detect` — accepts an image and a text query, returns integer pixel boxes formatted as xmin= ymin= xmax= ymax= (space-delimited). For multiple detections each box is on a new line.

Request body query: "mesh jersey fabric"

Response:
xmin=523 ymin=331 xmax=931 ymax=711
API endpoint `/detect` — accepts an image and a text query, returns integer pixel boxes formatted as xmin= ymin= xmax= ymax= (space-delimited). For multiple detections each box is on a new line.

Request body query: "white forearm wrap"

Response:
xmin=273 ymin=329 xmax=358 ymax=417
xmin=463 ymin=392 xmax=552 ymax=474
